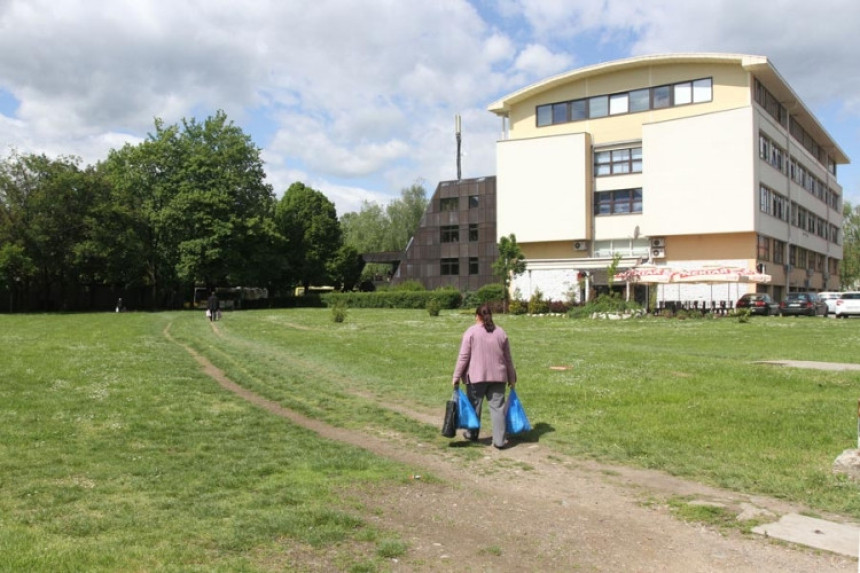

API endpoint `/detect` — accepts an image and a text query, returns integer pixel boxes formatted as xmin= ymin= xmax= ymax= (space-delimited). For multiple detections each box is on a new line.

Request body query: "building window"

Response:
xmin=469 ymin=224 xmax=478 ymax=242
xmin=594 ymin=188 xmax=643 ymax=216
xmin=595 ymin=147 xmax=642 ymax=176
xmin=773 ymin=239 xmax=785 ymax=264
xmin=757 ymin=235 xmax=770 ymax=261
xmin=468 ymin=195 xmax=479 ymax=208
xmin=440 ymin=225 xmax=459 ymax=243
xmin=469 ymin=257 xmax=479 ymax=275
xmin=440 ymin=197 xmax=458 ymax=211
xmin=536 ymin=77 xmax=712 ymax=127
xmin=441 ymin=258 xmax=459 ymax=275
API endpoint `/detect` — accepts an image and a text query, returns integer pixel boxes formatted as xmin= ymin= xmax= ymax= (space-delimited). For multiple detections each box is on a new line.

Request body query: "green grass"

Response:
xmin=3 ymin=309 xmax=860 ymax=569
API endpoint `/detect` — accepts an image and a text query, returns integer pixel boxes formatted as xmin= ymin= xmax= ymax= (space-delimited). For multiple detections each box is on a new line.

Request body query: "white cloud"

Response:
xmin=2 ymin=0 xmax=860 ymax=212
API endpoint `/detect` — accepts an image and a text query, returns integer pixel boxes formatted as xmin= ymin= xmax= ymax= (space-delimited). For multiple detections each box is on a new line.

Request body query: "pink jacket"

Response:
xmin=452 ymin=323 xmax=517 ymax=384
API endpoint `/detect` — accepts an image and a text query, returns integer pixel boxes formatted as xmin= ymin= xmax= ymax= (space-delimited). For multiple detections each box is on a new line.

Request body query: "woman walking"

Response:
xmin=452 ymin=303 xmax=517 ymax=449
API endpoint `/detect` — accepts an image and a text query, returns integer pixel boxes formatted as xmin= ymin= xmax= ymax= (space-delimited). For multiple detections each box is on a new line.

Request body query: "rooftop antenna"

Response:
xmin=455 ymin=114 xmax=462 ymax=180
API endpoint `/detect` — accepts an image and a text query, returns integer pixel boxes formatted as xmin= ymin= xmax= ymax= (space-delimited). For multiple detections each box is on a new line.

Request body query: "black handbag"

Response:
xmin=441 ymin=389 xmax=458 ymax=438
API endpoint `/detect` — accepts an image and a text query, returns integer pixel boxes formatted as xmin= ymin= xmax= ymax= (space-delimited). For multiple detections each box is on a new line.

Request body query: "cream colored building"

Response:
xmin=488 ymin=53 xmax=848 ymax=308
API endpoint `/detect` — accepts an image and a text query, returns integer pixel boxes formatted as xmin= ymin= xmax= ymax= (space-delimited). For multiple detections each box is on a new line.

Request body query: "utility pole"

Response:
xmin=455 ymin=114 xmax=462 ymax=180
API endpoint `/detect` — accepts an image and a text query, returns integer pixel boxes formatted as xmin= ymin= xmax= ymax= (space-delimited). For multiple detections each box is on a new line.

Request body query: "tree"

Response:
xmin=384 ymin=181 xmax=428 ymax=251
xmin=842 ymin=201 xmax=860 ymax=289
xmin=328 ymin=244 xmax=364 ymax=292
xmin=276 ymin=182 xmax=342 ymax=290
xmin=100 ymin=112 xmax=279 ymax=306
xmin=0 ymin=152 xmax=97 ymax=309
xmin=492 ymin=233 xmax=526 ymax=312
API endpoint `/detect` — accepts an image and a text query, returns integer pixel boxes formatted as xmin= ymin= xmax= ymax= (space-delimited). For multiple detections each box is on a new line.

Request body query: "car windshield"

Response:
xmin=786 ymin=294 xmax=808 ymax=301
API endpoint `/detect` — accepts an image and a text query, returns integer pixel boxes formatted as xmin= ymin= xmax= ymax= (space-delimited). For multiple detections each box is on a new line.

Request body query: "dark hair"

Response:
xmin=476 ymin=303 xmax=495 ymax=332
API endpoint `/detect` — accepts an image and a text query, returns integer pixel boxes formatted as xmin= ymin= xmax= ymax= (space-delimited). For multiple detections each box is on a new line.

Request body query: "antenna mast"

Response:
xmin=455 ymin=114 xmax=462 ymax=180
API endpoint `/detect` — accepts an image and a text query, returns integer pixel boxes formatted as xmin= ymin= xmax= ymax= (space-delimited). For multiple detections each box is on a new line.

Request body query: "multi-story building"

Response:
xmin=487 ymin=53 xmax=848 ymax=307
xmin=388 ymin=176 xmax=499 ymax=291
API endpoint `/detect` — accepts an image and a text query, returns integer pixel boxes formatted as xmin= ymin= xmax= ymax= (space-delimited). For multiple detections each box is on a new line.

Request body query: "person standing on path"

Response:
xmin=207 ymin=291 xmax=220 ymax=321
xmin=452 ymin=303 xmax=517 ymax=449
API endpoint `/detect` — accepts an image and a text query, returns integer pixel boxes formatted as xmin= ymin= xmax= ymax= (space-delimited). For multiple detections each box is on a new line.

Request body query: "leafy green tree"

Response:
xmin=842 ymin=201 xmax=860 ymax=288
xmin=0 ymin=153 xmax=97 ymax=309
xmin=492 ymin=233 xmax=526 ymax=312
xmin=101 ymin=112 xmax=278 ymax=306
xmin=328 ymin=244 xmax=364 ymax=292
xmin=384 ymin=182 xmax=427 ymax=251
xmin=276 ymin=182 xmax=342 ymax=290
xmin=0 ymin=242 xmax=35 ymax=311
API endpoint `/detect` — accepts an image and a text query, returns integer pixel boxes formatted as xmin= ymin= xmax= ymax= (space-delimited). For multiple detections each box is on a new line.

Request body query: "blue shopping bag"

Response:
xmin=455 ymin=387 xmax=480 ymax=430
xmin=505 ymin=388 xmax=531 ymax=435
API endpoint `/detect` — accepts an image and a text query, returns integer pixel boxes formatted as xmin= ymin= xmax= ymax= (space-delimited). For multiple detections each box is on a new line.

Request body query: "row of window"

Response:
xmin=754 ymin=79 xmax=837 ymax=175
xmin=595 ymin=188 xmax=643 ymax=216
xmin=595 ymin=146 xmax=642 ymax=176
xmin=759 ymin=184 xmax=840 ymax=244
xmin=440 ymin=224 xmax=479 ymax=243
xmin=758 ymin=133 xmax=840 ymax=211
xmin=440 ymin=257 xmax=480 ymax=276
xmin=757 ymin=234 xmax=838 ymax=275
xmin=536 ymin=77 xmax=713 ymax=127
xmin=439 ymin=195 xmax=480 ymax=211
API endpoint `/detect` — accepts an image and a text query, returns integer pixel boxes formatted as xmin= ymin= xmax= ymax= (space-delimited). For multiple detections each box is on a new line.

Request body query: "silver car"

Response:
xmin=835 ymin=292 xmax=860 ymax=318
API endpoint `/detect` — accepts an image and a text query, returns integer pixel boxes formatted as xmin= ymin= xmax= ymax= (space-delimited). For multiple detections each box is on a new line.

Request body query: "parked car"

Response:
xmin=835 ymin=292 xmax=860 ymax=318
xmin=818 ymin=291 xmax=842 ymax=315
xmin=735 ymin=293 xmax=778 ymax=315
xmin=779 ymin=292 xmax=828 ymax=317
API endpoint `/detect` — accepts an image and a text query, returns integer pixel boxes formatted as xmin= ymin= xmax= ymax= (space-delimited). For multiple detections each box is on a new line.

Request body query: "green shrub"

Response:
xmin=476 ymin=283 xmax=506 ymax=305
xmin=392 ymin=280 xmax=426 ymax=291
xmin=331 ymin=300 xmax=348 ymax=323
xmin=528 ymin=288 xmax=550 ymax=314
xmin=426 ymin=298 xmax=441 ymax=317
xmin=567 ymin=293 xmax=642 ymax=319
xmin=509 ymin=299 xmax=528 ymax=315
xmin=322 ymin=288 xmax=462 ymax=309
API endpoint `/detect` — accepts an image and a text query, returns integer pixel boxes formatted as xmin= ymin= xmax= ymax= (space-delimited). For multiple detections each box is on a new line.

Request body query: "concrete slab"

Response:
xmin=752 ymin=513 xmax=860 ymax=557
xmin=755 ymin=360 xmax=860 ymax=371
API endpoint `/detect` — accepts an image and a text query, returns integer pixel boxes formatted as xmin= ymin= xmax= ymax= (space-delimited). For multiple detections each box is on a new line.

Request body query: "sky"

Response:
xmin=2 ymin=0 xmax=860 ymax=216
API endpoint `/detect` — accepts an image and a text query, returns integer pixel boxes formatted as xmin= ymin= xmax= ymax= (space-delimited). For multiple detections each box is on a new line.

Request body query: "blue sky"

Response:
xmin=2 ymin=0 xmax=860 ymax=216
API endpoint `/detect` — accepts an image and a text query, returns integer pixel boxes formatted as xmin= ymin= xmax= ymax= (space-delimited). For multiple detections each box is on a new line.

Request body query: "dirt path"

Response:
xmin=168 ymin=325 xmax=857 ymax=572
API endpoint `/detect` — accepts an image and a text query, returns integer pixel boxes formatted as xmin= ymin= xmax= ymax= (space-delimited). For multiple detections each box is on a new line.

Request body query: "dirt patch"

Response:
xmin=166 ymin=325 xmax=857 ymax=571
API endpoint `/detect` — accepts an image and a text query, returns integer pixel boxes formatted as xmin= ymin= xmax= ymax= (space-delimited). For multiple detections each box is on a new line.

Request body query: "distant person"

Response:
xmin=451 ymin=303 xmax=517 ymax=449
xmin=207 ymin=291 xmax=220 ymax=321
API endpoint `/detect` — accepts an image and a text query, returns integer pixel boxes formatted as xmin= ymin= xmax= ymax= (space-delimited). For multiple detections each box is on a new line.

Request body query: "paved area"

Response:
xmin=753 ymin=514 xmax=859 ymax=558
xmin=755 ymin=360 xmax=860 ymax=371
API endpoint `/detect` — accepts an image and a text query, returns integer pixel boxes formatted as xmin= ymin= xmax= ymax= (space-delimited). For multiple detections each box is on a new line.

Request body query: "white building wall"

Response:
xmin=496 ymin=133 xmax=589 ymax=242
xmin=510 ymin=266 xmax=579 ymax=303
xmin=643 ymin=107 xmax=755 ymax=236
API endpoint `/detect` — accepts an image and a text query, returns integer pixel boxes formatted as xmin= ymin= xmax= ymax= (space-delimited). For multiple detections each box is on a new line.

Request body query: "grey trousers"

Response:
xmin=466 ymin=382 xmax=507 ymax=447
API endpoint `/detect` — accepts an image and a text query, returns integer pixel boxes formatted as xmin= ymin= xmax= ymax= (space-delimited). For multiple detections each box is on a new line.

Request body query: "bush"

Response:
xmin=322 ymin=288 xmax=462 ymax=310
xmin=476 ymin=283 xmax=506 ymax=305
xmin=331 ymin=300 xmax=348 ymax=323
xmin=528 ymin=288 xmax=550 ymax=314
xmin=426 ymin=298 xmax=441 ymax=317
xmin=567 ymin=293 xmax=642 ymax=319
xmin=392 ymin=280 xmax=426 ymax=292
xmin=509 ymin=299 xmax=528 ymax=315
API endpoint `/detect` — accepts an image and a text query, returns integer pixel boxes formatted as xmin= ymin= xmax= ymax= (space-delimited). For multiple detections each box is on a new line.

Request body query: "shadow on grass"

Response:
xmin=446 ymin=422 xmax=555 ymax=449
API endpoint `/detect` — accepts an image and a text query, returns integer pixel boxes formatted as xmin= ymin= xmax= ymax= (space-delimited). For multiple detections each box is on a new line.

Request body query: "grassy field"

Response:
xmin=3 ymin=309 xmax=860 ymax=570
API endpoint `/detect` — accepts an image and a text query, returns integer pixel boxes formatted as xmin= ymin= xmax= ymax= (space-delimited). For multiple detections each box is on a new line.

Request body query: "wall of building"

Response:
xmin=496 ymin=132 xmax=591 ymax=242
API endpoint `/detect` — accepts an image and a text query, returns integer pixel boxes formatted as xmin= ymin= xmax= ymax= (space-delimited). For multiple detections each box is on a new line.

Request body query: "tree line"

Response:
xmin=0 ymin=111 xmax=427 ymax=312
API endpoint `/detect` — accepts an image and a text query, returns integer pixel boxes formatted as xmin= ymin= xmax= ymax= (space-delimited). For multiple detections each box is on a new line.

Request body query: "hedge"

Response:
xmin=321 ymin=289 xmax=462 ymax=309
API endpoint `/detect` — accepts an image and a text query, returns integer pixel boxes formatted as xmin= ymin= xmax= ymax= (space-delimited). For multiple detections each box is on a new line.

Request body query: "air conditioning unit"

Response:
xmin=650 ymin=238 xmax=666 ymax=248
xmin=651 ymin=247 xmax=666 ymax=259
xmin=573 ymin=241 xmax=589 ymax=251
